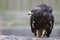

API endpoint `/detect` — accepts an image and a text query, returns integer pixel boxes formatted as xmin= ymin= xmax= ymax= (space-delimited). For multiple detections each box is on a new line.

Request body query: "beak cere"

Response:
xmin=28 ymin=11 xmax=33 ymax=15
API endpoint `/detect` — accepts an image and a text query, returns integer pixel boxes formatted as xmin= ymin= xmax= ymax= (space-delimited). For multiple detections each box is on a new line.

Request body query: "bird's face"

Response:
xmin=28 ymin=11 xmax=33 ymax=16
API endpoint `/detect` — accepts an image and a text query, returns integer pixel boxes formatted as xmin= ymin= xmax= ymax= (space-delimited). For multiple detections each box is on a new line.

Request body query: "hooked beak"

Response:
xmin=28 ymin=11 xmax=33 ymax=15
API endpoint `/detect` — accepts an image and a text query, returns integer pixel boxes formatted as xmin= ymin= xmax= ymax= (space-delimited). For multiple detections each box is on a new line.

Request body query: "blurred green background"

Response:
xmin=0 ymin=0 xmax=60 ymax=27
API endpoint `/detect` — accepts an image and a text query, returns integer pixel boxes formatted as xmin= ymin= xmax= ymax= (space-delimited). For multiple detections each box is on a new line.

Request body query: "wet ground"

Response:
xmin=0 ymin=25 xmax=60 ymax=37
xmin=0 ymin=25 xmax=60 ymax=40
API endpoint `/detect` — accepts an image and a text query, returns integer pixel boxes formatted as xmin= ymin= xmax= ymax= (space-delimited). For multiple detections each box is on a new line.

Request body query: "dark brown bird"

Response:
xmin=28 ymin=4 xmax=54 ymax=37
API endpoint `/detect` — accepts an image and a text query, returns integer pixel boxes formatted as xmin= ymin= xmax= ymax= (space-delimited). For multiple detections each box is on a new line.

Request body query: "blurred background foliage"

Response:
xmin=0 ymin=0 xmax=60 ymax=27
